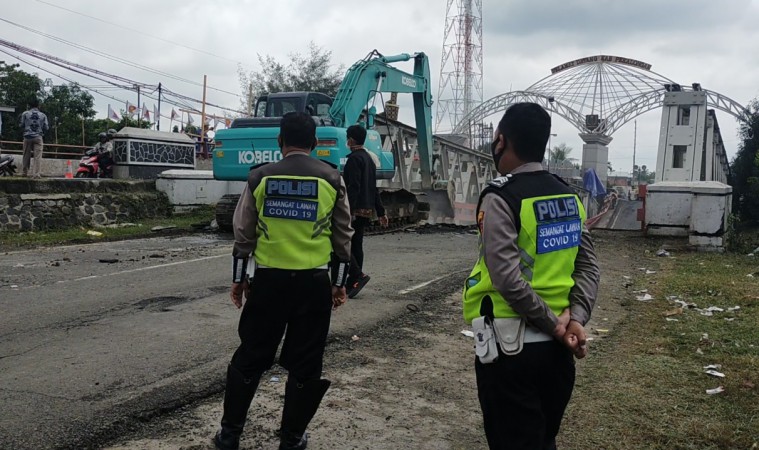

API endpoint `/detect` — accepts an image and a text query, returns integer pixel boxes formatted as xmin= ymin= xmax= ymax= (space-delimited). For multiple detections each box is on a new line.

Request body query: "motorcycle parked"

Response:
xmin=75 ymin=148 xmax=114 ymax=178
xmin=0 ymin=154 xmax=17 ymax=176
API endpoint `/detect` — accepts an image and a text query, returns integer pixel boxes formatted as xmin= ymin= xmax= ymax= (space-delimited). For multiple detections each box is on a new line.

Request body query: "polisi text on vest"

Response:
xmin=266 ymin=179 xmax=318 ymax=198
xmin=534 ymin=197 xmax=578 ymax=222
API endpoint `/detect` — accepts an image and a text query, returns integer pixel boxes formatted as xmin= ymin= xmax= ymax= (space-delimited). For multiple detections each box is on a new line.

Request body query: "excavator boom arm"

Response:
xmin=329 ymin=52 xmax=434 ymax=188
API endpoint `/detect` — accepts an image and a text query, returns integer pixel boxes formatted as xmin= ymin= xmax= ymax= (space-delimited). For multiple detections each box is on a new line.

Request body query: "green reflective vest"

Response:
xmin=252 ymin=175 xmax=337 ymax=269
xmin=462 ymin=171 xmax=586 ymax=324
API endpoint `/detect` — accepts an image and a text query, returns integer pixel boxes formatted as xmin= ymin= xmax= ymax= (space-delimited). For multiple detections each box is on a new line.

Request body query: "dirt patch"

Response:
xmin=104 ymin=230 xmax=657 ymax=450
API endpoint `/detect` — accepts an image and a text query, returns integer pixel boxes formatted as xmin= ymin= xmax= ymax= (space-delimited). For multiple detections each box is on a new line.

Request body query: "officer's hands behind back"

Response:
xmin=332 ymin=286 xmax=347 ymax=310
xmin=230 ymin=280 xmax=249 ymax=309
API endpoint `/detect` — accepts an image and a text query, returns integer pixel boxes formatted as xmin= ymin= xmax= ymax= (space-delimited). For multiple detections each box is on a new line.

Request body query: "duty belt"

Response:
xmin=256 ymin=264 xmax=329 ymax=270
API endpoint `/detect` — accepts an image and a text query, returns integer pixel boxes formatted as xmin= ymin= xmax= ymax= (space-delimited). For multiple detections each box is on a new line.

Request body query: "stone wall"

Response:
xmin=0 ymin=179 xmax=172 ymax=232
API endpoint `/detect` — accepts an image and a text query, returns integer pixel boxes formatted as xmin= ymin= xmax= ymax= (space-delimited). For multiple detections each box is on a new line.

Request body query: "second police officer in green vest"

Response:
xmin=214 ymin=112 xmax=354 ymax=450
xmin=463 ymin=103 xmax=601 ymax=450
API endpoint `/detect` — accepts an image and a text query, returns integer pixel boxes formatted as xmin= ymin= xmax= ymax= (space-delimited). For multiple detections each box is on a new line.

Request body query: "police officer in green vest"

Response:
xmin=214 ymin=112 xmax=353 ymax=450
xmin=463 ymin=103 xmax=600 ymax=450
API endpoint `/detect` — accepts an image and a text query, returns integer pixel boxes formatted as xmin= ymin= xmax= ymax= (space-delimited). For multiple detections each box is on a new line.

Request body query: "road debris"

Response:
xmin=460 ymin=330 xmax=474 ymax=338
xmin=656 ymin=249 xmax=671 ymax=257
xmin=636 ymin=293 xmax=654 ymax=301
xmin=645 ymin=269 xmax=657 ymax=274
xmin=151 ymin=225 xmax=177 ymax=232
xmin=594 ymin=328 xmax=609 ymax=335
xmin=86 ymin=230 xmax=103 ymax=237
xmin=665 ymin=318 xmax=679 ymax=322
xmin=103 ymin=223 xmax=138 ymax=229
xmin=663 ymin=307 xmax=683 ymax=317
xmin=703 ymin=364 xmax=722 ymax=370
xmin=706 ymin=386 xmax=725 ymax=395
xmin=727 ymin=306 xmax=741 ymax=312
xmin=672 ymin=299 xmax=698 ymax=309
xmin=351 ymin=335 xmax=360 ymax=342
xmin=705 ymin=369 xmax=725 ymax=378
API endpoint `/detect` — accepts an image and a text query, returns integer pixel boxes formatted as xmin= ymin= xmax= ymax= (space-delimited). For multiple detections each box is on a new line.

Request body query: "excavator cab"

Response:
xmin=214 ymin=91 xmax=393 ymax=181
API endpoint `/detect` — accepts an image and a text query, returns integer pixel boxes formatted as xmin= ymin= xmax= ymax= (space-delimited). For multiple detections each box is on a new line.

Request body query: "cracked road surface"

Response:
xmin=0 ymin=229 xmax=477 ymax=449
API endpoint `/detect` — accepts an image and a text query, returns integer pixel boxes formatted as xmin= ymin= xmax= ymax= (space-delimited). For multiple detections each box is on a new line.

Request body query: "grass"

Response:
xmin=0 ymin=207 xmax=216 ymax=250
xmin=560 ymin=250 xmax=759 ymax=449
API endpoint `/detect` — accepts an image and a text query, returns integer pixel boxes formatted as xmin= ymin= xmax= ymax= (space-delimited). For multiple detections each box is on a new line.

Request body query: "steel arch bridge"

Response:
xmin=452 ymin=55 xmax=750 ymax=136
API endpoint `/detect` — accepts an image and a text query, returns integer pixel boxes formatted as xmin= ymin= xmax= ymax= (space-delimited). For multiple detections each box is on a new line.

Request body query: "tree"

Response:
xmin=0 ymin=62 xmax=43 ymax=140
xmin=43 ymin=84 xmax=96 ymax=145
xmin=237 ymin=42 xmax=345 ymax=115
xmin=730 ymin=99 xmax=759 ymax=223
xmin=548 ymin=143 xmax=574 ymax=163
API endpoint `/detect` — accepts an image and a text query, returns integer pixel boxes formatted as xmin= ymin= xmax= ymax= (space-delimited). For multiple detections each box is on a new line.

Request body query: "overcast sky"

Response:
xmin=3 ymin=0 xmax=759 ymax=174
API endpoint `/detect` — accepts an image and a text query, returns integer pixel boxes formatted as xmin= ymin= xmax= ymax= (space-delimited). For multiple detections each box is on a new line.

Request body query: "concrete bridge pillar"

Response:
xmin=579 ymin=133 xmax=612 ymax=186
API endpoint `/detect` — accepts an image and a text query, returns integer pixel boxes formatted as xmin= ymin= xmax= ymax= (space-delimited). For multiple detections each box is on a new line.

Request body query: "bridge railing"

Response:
xmin=0 ymin=140 xmax=89 ymax=159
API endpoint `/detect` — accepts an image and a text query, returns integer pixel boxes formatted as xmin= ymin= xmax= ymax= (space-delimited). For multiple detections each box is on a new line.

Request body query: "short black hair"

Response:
xmin=28 ymin=97 xmax=40 ymax=109
xmin=346 ymin=125 xmax=367 ymax=145
xmin=497 ymin=102 xmax=551 ymax=163
xmin=280 ymin=112 xmax=316 ymax=149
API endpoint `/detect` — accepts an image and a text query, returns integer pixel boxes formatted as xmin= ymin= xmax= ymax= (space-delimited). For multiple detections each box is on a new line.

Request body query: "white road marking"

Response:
xmin=398 ymin=270 xmax=468 ymax=295
xmin=14 ymin=254 xmax=228 ymax=289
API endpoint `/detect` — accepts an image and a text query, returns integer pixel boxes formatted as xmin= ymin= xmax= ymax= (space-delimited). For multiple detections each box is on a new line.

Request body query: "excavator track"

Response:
xmin=213 ymin=190 xmax=428 ymax=233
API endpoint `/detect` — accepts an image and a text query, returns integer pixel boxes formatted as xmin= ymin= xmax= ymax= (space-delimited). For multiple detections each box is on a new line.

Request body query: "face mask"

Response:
xmin=491 ymin=138 xmax=503 ymax=167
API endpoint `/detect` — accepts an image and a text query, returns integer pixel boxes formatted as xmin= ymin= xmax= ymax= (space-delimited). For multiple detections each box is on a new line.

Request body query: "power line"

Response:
xmin=34 ymin=0 xmax=247 ymax=67
xmin=0 ymin=16 xmax=242 ymax=98
xmin=0 ymin=47 xmax=231 ymax=123
xmin=0 ymin=47 xmax=131 ymax=106
xmin=0 ymin=37 xmax=246 ymax=115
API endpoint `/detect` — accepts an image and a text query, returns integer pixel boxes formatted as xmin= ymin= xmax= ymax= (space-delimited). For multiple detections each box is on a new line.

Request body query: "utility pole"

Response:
xmin=247 ymin=82 xmax=253 ymax=116
xmin=632 ymin=119 xmax=637 ymax=187
xmin=136 ymin=84 xmax=141 ymax=128
xmin=157 ymin=82 xmax=162 ymax=131
xmin=200 ymin=75 xmax=208 ymax=158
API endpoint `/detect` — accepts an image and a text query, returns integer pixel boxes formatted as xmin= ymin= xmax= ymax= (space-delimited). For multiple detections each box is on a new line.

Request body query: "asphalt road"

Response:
xmin=0 ymin=229 xmax=477 ymax=449
xmin=594 ymin=200 xmax=642 ymax=231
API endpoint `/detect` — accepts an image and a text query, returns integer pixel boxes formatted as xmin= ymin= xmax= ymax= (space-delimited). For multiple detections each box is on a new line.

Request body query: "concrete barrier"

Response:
xmin=156 ymin=170 xmax=245 ymax=211
xmin=645 ymin=181 xmax=732 ymax=250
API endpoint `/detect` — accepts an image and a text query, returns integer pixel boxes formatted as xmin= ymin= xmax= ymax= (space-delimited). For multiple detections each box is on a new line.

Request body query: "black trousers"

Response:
xmin=230 ymin=268 xmax=333 ymax=382
xmin=475 ymin=340 xmax=576 ymax=450
xmin=348 ymin=216 xmax=370 ymax=282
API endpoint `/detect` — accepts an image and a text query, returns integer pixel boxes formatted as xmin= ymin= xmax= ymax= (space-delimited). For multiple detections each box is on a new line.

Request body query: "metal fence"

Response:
xmin=0 ymin=140 xmax=88 ymax=158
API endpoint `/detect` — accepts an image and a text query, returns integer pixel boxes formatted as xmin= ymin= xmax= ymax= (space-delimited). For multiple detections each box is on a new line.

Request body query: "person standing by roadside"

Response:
xmin=342 ymin=125 xmax=388 ymax=299
xmin=462 ymin=103 xmax=600 ymax=450
xmin=214 ymin=112 xmax=354 ymax=450
xmin=18 ymin=97 xmax=49 ymax=178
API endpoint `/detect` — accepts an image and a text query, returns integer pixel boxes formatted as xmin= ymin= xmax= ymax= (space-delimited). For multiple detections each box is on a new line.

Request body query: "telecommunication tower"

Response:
xmin=435 ymin=0 xmax=484 ymax=136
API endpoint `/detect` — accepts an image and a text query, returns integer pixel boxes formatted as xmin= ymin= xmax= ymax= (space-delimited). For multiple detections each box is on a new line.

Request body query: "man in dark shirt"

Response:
xmin=342 ymin=125 xmax=388 ymax=298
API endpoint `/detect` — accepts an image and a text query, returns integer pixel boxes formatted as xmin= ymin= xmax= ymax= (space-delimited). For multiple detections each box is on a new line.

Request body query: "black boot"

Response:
xmin=214 ymin=364 xmax=262 ymax=450
xmin=278 ymin=378 xmax=331 ymax=450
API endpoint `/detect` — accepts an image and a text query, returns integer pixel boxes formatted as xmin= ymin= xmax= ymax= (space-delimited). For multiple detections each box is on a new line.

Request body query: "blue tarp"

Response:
xmin=583 ymin=168 xmax=606 ymax=197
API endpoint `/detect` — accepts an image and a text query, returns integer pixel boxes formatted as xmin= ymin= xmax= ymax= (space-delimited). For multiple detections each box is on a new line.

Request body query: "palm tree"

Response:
xmin=549 ymin=143 xmax=575 ymax=164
